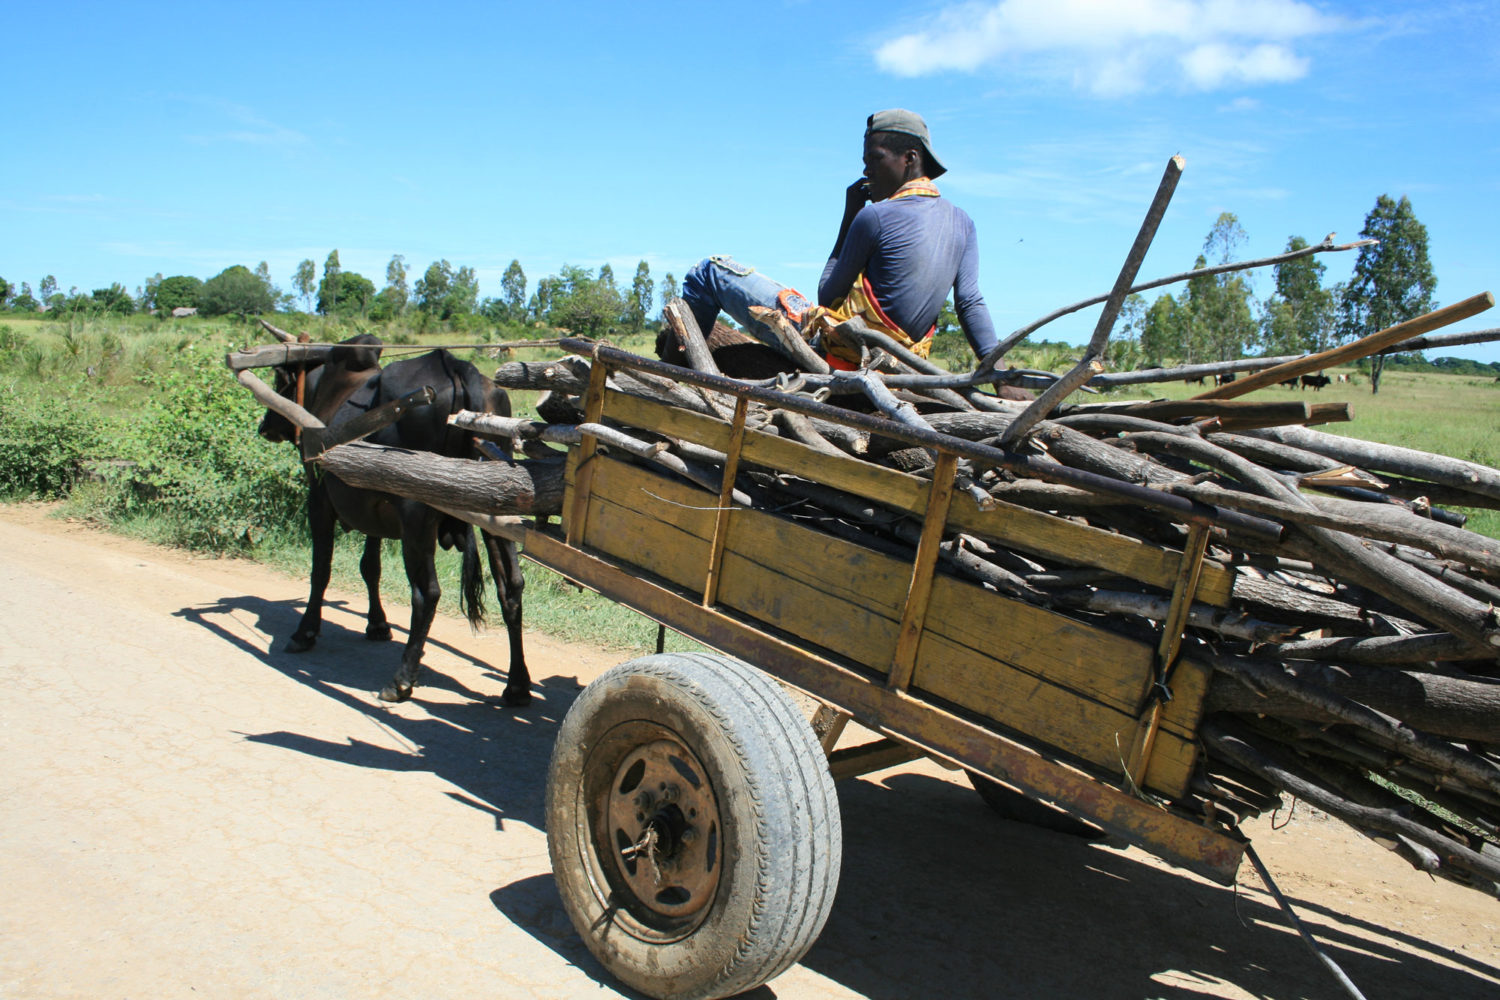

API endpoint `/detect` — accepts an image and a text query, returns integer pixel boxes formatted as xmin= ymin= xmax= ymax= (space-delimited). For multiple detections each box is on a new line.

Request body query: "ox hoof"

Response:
xmin=501 ymin=686 xmax=532 ymax=708
xmin=377 ymin=683 xmax=413 ymax=703
xmin=365 ymin=624 xmax=392 ymax=642
xmin=284 ymin=634 xmax=317 ymax=654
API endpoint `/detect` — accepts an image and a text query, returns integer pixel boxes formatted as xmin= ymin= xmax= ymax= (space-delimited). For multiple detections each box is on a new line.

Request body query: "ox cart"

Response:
xmin=480 ymin=342 xmax=1279 ymax=1000
xmin=233 ymin=317 xmax=1500 ymax=1000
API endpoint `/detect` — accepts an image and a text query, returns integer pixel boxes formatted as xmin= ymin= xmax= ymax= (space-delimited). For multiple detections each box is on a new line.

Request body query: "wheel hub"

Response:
xmin=604 ymin=738 xmax=721 ymax=921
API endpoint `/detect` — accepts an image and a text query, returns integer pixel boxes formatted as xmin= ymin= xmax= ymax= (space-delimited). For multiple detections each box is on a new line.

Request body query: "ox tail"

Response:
xmin=459 ymin=525 xmax=487 ymax=630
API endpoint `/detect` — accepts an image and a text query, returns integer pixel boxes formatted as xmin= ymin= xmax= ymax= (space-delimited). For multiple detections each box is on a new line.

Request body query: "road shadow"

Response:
xmin=174 ymin=592 xmax=581 ymax=833
xmin=800 ymin=769 xmax=1499 ymax=1000
xmin=492 ymin=768 xmax=1498 ymax=1000
xmin=177 ymin=594 xmax=1498 ymax=1000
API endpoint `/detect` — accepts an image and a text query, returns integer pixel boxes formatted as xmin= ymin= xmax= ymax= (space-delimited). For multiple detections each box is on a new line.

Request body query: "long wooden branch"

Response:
xmin=1202 ymin=718 xmax=1500 ymax=891
xmin=662 ymin=299 xmax=721 ymax=376
xmin=1245 ymin=424 xmax=1500 ymax=503
xmin=977 ymin=234 xmax=1373 ymax=369
xmin=747 ymin=305 xmax=830 ymax=375
xmin=996 ymin=156 xmax=1183 ymax=443
xmin=1165 ymin=479 xmax=1500 ymax=576
xmin=235 ymin=369 xmax=323 ymax=430
xmin=1124 ymin=431 xmax=1500 ymax=649
xmin=1193 ymin=293 xmax=1495 ymax=400
xmin=1199 ymin=648 xmax=1500 ymax=796
xmin=1206 ymin=662 xmax=1500 ymax=743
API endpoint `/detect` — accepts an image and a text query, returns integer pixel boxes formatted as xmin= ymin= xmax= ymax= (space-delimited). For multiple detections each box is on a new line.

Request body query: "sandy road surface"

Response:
xmin=1 ymin=503 xmax=1496 ymax=1000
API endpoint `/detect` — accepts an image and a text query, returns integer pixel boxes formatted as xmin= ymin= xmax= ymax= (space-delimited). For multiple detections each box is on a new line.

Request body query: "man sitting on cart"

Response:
xmin=681 ymin=108 xmax=999 ymax=370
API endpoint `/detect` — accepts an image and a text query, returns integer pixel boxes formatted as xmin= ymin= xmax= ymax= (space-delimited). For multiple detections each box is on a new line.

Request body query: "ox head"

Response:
xmin=256 ymin=328 xmax=384 ymax=444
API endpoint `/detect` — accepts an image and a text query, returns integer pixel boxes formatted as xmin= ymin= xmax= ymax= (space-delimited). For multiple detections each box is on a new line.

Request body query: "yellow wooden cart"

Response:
xmin=529 ymin=343 xmax=1282 ymax=1000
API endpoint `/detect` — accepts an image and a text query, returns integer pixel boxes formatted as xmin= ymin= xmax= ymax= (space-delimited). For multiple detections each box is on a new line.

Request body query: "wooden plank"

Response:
xmin=888 ymin=452 xmax=958 ymax=692
xmin=925 ymin=574 xmax=1154 ymax=712
xmin=564 ymin=360 xmax=610 ymax=545
xmin=587 ymin=455 xmax=1175 ymax=714
xmin=703 ymin=396 xmax=749 ymax=606
xmin=600 ymin=389 xmax=1234 ymax=605
xmin=518 ymin=525 xmax=1246 ymax=885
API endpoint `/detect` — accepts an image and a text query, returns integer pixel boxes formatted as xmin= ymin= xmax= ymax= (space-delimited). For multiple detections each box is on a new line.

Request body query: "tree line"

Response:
xmin=1116 ymin=194 xmax=1438 ymax=392
xmin=0 ymin=252 xmax=681 ymax=338
xmin=0 ymin=193 xmax=1448 ymax=392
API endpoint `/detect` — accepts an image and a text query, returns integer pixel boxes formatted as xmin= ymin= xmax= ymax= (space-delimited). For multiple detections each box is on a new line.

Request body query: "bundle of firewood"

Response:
xmin=462 ymin=326 xmax=1500 ymax=899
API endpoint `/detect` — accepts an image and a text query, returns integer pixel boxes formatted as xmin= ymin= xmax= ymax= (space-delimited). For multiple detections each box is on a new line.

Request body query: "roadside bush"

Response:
xmin=103 ymin=345 xmax=305 ymax=550
xmin=0 ymin=388 xmax=102 ymax=498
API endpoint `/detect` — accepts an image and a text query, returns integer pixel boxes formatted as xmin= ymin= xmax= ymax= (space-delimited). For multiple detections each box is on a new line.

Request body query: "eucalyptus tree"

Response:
xmin=1339 ymin=195 xmax=1436 ymax=394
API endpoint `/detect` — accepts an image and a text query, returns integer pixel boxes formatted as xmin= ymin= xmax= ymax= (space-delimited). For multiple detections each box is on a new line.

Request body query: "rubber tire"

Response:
xmin=547 ymin=653 xmax=842 ymax=1000
xmin=967 ymin=771 xmax=1110 ymax=841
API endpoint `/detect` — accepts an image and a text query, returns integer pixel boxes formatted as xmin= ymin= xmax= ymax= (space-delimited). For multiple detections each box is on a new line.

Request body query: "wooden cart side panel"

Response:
xmin=520 ymin=526 xmax=1246 ymax=885
xmin=600 ymin=390 xmax=1233 ymax=606
xmin=580 ymin=453 xmax=1200 ymax=797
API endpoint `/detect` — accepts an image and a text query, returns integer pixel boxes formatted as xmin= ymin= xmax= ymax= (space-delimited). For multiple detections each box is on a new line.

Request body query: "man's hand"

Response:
xmin=844 ymin=177 xmax=870 ymax=216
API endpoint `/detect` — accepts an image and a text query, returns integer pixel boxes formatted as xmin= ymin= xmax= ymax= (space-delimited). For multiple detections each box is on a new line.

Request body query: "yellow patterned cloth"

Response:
xmin=800 ymin=178 xmax=940 ymax=368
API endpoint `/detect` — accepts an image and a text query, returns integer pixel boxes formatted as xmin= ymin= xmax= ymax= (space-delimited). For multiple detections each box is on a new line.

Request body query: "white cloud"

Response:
xmin=874 ymin=0 xmax=1342 ymax=95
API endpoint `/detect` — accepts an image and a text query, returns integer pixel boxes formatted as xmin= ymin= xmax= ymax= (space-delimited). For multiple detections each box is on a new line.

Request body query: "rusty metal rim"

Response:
xmin=582 ymin=722 xmax=724 ymax=939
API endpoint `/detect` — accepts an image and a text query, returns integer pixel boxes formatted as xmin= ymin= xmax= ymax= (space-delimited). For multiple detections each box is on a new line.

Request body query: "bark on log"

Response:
xmin=1198 ymin=646 xmax=1500 ymax=795
xmin=315 ymin=441 xmax=566 ymax=517
xmin=1247 ymin=424 xmax=1500 ymax=503
xmin=1260 ymin=631 xmax=1488 ymax=666
xmin=1206 ymin=662 xmax=1500 ymax=743
xmin=662 ymin=299 xmax=722 ymax=377
xmin=747 ymin=305 xmax=830 ymax=375
xmin=1121 ymin=431 xmax=1500 ymax=650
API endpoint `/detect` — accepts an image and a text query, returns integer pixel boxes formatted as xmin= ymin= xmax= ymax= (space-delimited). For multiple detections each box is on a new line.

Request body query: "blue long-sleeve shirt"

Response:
xmin=819 ymin=195 xmax=998 ymax=358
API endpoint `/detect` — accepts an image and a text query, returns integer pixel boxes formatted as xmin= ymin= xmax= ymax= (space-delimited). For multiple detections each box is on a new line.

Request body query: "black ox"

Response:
xmin=258 ymin=334 xmax=530 ymax=706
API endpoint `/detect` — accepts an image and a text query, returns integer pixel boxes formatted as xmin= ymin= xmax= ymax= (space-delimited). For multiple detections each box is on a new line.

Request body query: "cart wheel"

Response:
xmin=547 ymin=653 xmax=841 ymax=1000
xmin=966 ymin=771 xmax=1109 ymax=841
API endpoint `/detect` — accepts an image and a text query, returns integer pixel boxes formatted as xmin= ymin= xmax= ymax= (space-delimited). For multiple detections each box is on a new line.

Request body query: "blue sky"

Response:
xmin=3 ymin=1 xmax=1498 ymax=362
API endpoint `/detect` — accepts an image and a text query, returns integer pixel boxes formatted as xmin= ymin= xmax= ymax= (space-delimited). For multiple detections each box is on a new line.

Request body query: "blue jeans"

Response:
xmin=681 ymin=256 xmax=812 ymax=358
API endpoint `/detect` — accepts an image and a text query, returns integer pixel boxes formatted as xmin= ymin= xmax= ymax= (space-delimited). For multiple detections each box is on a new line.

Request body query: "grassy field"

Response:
xmin=5 ymin=312 xmax=1498 ymax=656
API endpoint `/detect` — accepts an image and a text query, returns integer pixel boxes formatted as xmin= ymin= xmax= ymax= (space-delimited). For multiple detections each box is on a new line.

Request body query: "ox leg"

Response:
xmin=378 ymin=518 xmax=441 ymax=703
xmin=483 ymin=531 xmax=531 ymax=706
xmin=360 ymin=535 xmax=392 ymax=642
xmin=288 ymin=491 xmax=336 ymax=653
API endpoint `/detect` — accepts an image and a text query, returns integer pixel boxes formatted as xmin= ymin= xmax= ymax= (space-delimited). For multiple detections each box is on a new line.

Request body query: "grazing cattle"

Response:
xmin=258 ymin=334 xmax=530 ymax=706
xmin=1300 ymin=373 xmax=1331 ymax=391
xmin=1184 ymin=376 xmax=1205 ymax=386
xmin=1214 ymin=372 xmax=1237 ymax=386
xmin=1280 ymin=378 xmax=1300 ymax=389
xmin=1337 ymin=373 xmax=1350 ymax=383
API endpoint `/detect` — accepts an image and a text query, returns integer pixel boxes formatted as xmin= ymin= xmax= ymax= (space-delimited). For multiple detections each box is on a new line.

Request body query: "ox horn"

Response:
xmin=259 ymin=318 xmax=296 ymax=343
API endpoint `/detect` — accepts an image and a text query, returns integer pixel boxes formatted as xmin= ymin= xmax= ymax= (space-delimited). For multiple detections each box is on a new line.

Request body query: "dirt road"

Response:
xmin=1 ymin=503 xmax=1496 ymax=999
